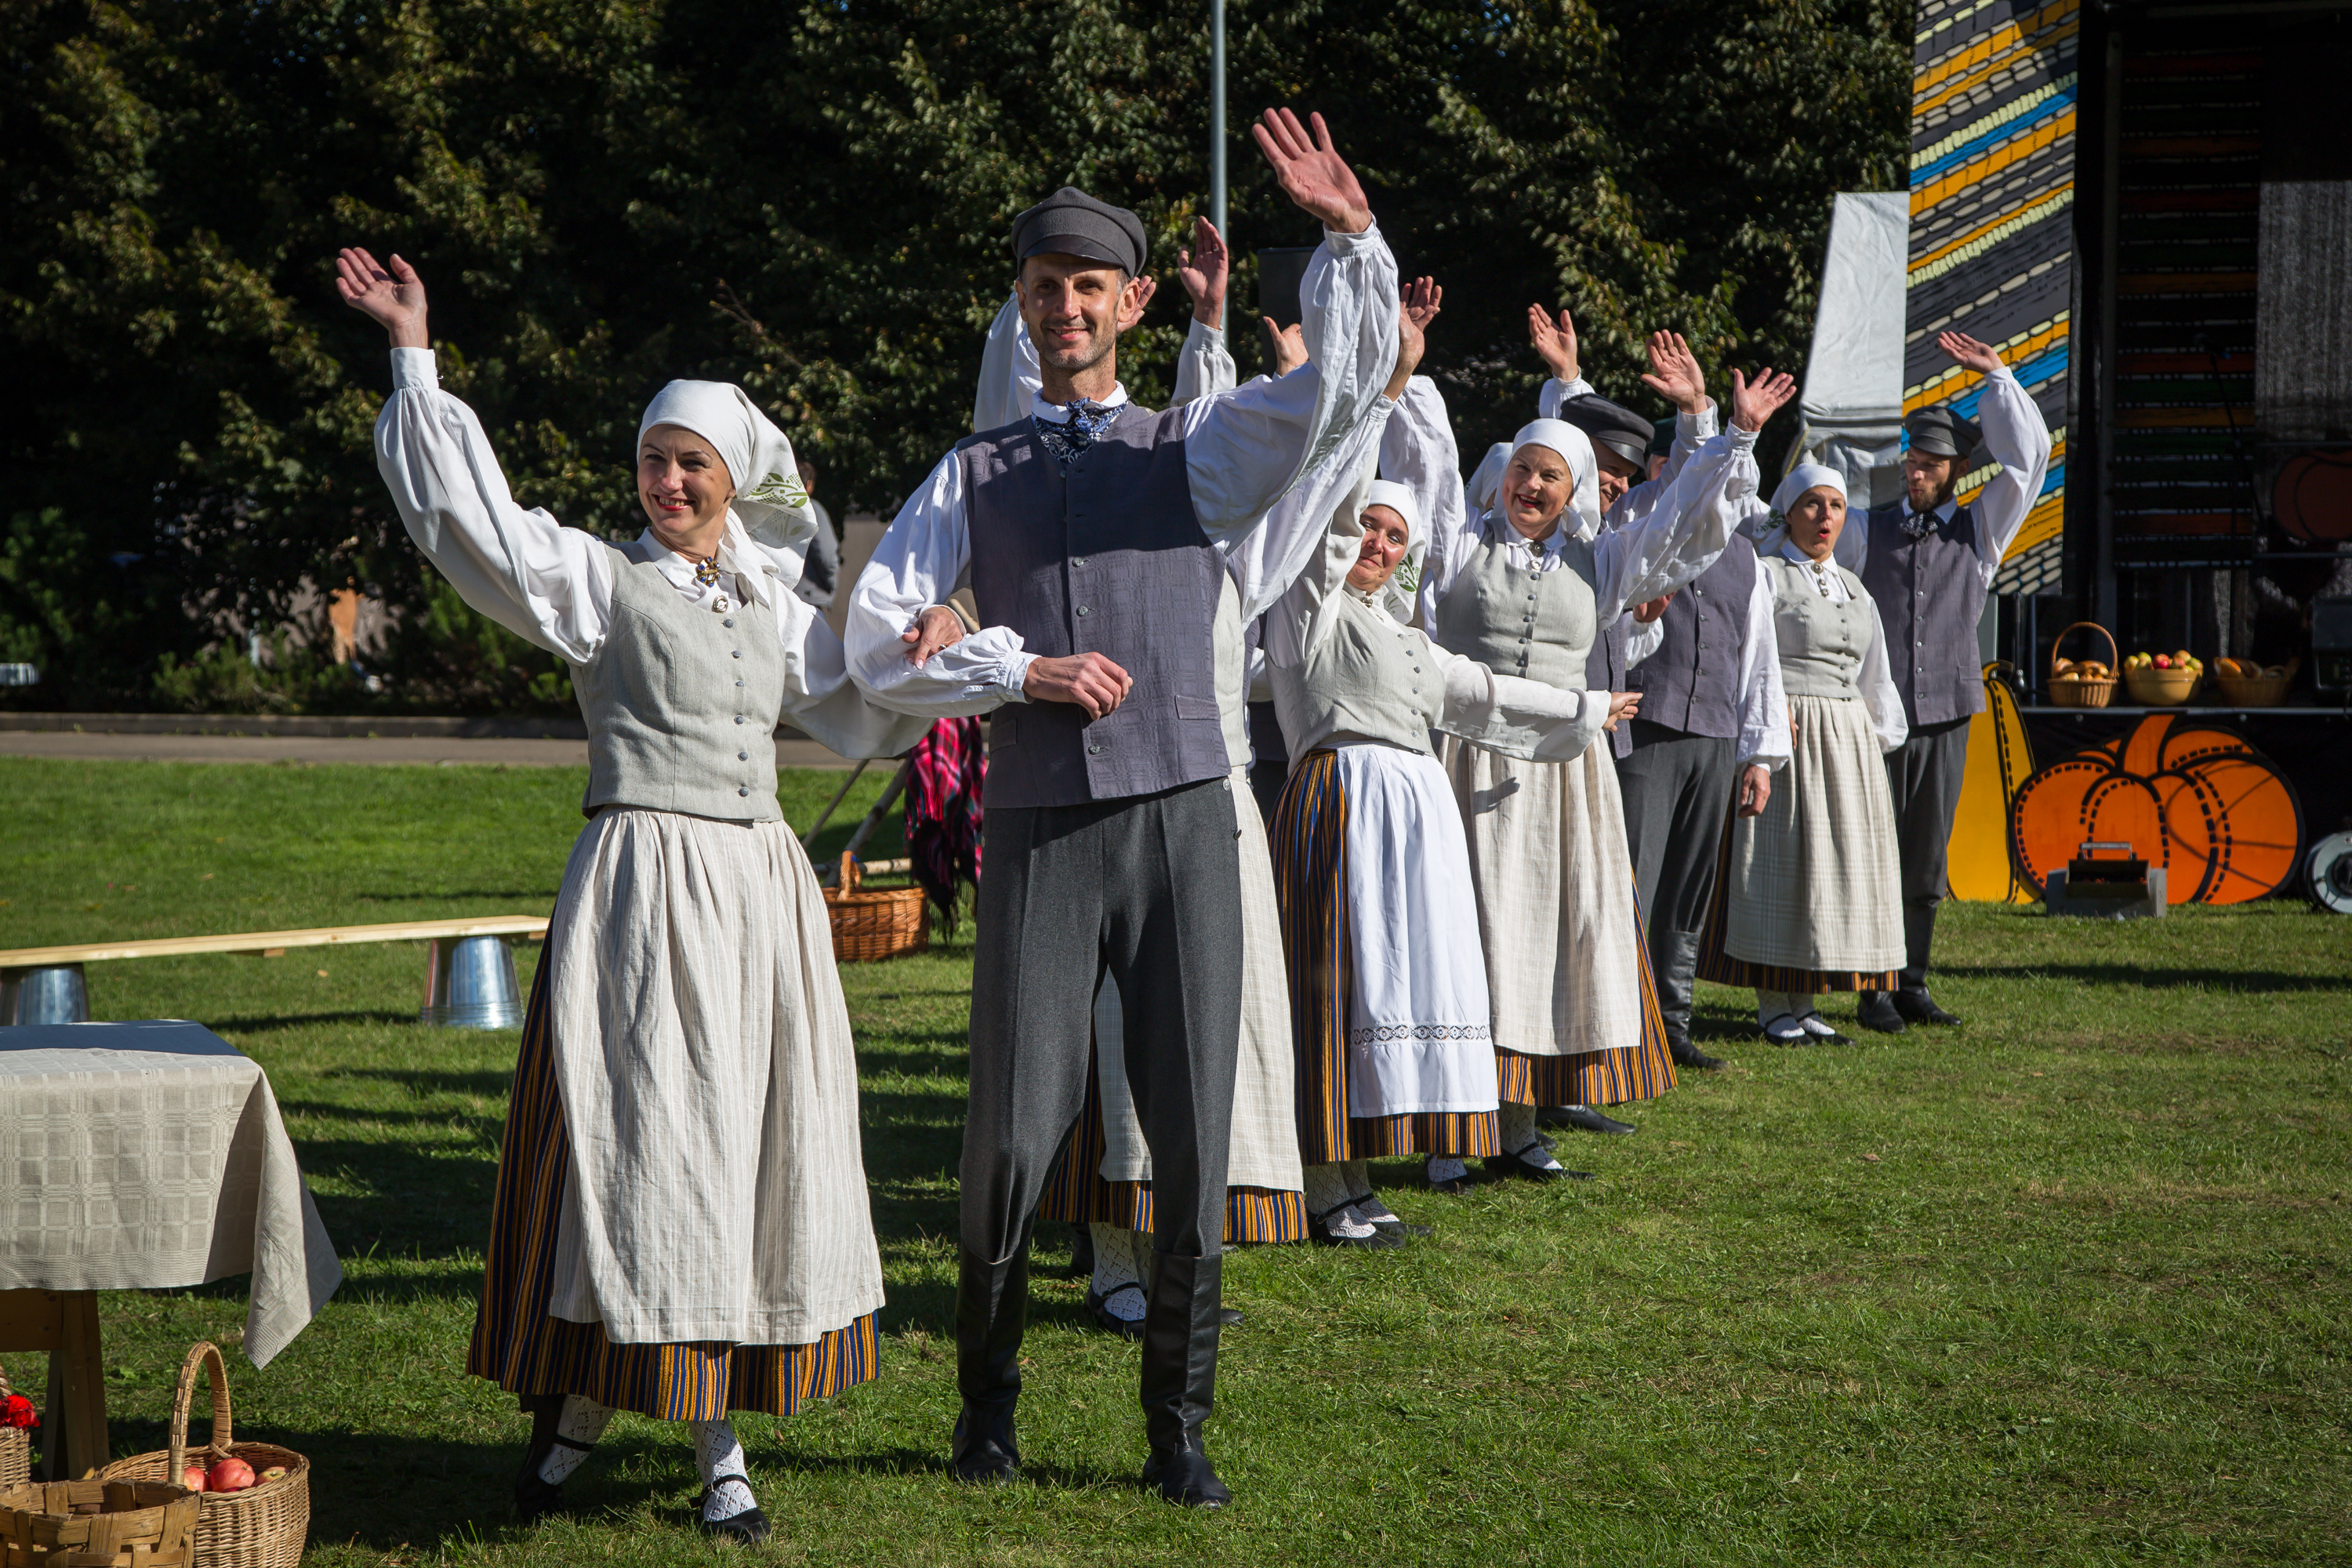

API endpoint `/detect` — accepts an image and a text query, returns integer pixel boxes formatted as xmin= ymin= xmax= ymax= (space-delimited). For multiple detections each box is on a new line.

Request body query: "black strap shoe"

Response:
xmin=1855 ymin=992 xmax=1907 ymax=1034
xmin=1893 ymin=989 xmax=1962 ymax=1025
xmin=1541 ymin=1105 xmax=1637 ymax=1135
xmin=1483 ymin=1144 xmax=1595 ymax=1183
xmin=1348 ymin=1195 xmax=1433 ymax=1238
xmin=695 ymin=1479 xmax=771 ymax=1544
xmin=1084 ymin=1282 xmax=1149 ymax=1340
xmin=513 ymin=1403 xmax=592 ymax=1523
xmin=1308 ymin=1202 xmax=1405 ymax=1249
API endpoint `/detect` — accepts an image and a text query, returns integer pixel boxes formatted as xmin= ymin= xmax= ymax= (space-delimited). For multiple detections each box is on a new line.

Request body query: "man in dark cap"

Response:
xmin=848 ymin=107 xmax=1398 ymax=1508
xmin=1840 ymin=329 xmax=2051 ymax=1033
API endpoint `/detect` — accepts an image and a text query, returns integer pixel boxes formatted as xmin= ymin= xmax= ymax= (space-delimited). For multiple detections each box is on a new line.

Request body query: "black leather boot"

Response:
xmin=1896 ymin=902 xmax=1961 ymax=1023
xmin=1656 ymin=930 xmax=1722 ymax=1069
xmin=1137 ymin=1250 xmax=1231 ymax=1508
xmin=1855 ymin=990 xmax=1907 ymax=1033
xmin=950 ymin=1242 xmax=1029 ymax=1484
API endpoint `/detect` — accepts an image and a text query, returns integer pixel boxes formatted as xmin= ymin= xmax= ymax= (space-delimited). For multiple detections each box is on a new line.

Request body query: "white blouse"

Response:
xmin=1538 ymin=375 xmax=1719 ymax=530
xmin=372 ymin=349 xmax=926 ymax=760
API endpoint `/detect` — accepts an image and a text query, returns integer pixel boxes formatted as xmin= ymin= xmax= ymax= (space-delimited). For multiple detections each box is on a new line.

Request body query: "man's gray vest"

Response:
xmin=962 ymin=405 xmax=1229 ymax=809
xmin=1624 ymin=534 xmax=1759 ymax=739
xmin=1858 ymin=502 xmax=1985 ymax=728
xmin=1432 ymin=519 xmax=1598 ymax=689
xmin=575 ymin=543 xmax=786 ymax=822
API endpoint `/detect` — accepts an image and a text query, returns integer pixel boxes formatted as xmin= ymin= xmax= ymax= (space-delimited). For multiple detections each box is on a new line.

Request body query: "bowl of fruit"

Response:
xmin=2212 ymin=655 xmax=2298 ymax=707
xmin=2122 ymin=649 xmax=2202 ymax=706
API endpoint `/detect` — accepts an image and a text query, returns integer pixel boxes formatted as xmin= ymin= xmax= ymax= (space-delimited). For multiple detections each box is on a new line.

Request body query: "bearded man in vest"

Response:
xmin=846 ymin=108 xmax=1398 ymax=1508
xmin=1843 ymin=330 xmax=2051 ymax=1033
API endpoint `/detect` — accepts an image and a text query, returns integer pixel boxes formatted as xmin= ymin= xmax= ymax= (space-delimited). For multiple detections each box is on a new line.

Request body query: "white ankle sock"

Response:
xmin=1303 ymin=1161 xmax=1354 ymax=1216
xmin=536 ymin=1396 xmax=612 ymax=1486
xmin=688 ymin=1419 xmax=755 ymax=1519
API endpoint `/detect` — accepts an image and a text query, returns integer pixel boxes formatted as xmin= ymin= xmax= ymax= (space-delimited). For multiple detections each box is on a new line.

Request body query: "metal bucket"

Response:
xmin=419 ymin=935 xmax=524 ymax=1029
xmin=1 ymin=964 xmax=90 ymax=1025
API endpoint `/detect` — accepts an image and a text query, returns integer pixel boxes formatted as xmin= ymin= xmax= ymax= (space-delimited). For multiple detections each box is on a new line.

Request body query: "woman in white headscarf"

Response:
xmin=1697 ymin=464 xmax=1907 ymax=1041
xmin=1391 ymin=362 xmax=1788 ymax=1185
xmin=339 ymin=248 xmax=929 ymax=1543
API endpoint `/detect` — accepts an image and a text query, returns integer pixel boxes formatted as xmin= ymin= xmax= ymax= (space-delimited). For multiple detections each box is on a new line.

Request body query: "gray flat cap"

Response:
xmin=1558 ymin=394 xmax=1656 ymax=469
xmin=1647 ymin=416 xmax=1676 ymax=463
xmin=1904 ymin=405 xmax=1983 ymax=459
xmin=1012 ymin=187 xmax=1148 ymax=276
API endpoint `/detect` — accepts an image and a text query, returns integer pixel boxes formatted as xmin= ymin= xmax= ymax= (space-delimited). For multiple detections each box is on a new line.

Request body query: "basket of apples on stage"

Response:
xmin=2212 ymin=655 xmax=2298 ymax=707
xmin=2122 ymin=649 xmax=2202 ymax=706
xmin=99 ymin=1342 xmax=308 ymax=1568
xmin=2046 ymin=622 xmax=2120 ymax=708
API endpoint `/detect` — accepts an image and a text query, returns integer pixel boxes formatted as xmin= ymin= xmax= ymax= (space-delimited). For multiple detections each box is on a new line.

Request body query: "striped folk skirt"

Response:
xmin=1697 ymin=693 xmax=1903 ymax=993
xmin=1036 ymin=1050 xmax=1308 ymax=1243
xmin=466 ymin=958 xmax=878 ymax=1421
xmin=1272 ymin=747 xmax=1499 ymax=1163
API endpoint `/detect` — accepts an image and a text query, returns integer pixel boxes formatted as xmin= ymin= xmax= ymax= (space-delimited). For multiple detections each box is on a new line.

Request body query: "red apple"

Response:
xmin=207 ymin=1457 xmax=256 ymax=1493
xmin=181 ymin=1464 xmax=207 ymax=1493
xmin=2152 ymin=655 xmax=2171 ymax=669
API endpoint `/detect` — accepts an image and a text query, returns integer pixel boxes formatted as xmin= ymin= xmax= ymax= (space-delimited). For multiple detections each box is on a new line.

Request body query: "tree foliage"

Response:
xmin=0 ymin=0 xmax=1907 ymax=710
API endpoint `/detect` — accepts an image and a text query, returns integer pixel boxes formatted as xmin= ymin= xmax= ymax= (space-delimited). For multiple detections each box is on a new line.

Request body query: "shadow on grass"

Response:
xmin=208 ymin=1010 xmax=423 ymax=1033
xmin=1947 ymin=963 xmax=2350 ymax=993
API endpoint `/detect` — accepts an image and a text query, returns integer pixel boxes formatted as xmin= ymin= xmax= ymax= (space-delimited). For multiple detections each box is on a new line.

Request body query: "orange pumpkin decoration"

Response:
xmin=2008 ymin=715 xmax=2303 ymax=905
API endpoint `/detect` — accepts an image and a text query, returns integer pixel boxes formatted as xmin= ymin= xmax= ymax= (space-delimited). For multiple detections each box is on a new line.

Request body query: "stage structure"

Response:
xmin=1905 ymin=0 xmax=2352 ymax=907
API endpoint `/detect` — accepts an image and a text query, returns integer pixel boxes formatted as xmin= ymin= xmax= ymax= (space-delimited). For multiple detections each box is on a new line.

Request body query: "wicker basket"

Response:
xmin=2046 ymin=622 xmax=2119 ymax=708
xmin=0 ymin=1478 xmax=198 ymax=1567
xmin=822 ymin=851 xmax=929 ymax=963
xmin=99 ymin=1343 xmax=307 ymax=1568
xmin=2213 ymin=657 xmax=2298 ymax=707
xmin=2123 ymin=665 xmax=2201 ymax=706
xmin=0 ymin=1370 xmax=27 ymax=1493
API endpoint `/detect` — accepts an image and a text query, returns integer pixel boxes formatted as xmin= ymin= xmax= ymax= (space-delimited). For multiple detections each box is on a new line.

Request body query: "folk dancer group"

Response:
xmin=336 ymin=104 xmax=2051 ymax=1534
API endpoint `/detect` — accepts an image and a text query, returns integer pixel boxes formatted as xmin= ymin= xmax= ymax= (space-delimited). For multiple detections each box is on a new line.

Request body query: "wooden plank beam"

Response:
xmin=0 ymin=916 xmax=548 ymax=968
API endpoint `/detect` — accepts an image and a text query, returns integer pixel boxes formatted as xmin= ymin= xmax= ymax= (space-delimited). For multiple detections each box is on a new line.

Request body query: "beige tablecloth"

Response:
xmin=0 ymin=1021 xmax=342 ymax=1366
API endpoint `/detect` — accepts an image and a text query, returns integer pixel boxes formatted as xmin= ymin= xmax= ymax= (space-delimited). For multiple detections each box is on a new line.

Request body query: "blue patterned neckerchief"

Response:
xmin=1033 ymin=398 xmax=1116 ymax=472
xmin=1900 ymin=502 xmax=1947 ymax=540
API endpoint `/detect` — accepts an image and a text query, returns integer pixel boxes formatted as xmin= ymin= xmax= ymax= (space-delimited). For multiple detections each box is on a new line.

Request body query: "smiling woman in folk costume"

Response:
xmin=338 ymin=248 xmax=930 ymax=1544
xmin=1391 ymin=355 xmax=1786 ymax=1180
xmin=1256 ymin=284 xmax=1596 ymax=1229
xmin=1696 ymin=463 xmax=1908 ymax=1041
xmin=959 ymin=219 xmax=1311 ymax=1327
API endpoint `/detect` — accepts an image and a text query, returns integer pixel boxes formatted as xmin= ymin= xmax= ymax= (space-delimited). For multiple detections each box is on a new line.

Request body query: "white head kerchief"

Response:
xmin=1769 ymin=463 xmax=1847 ymax=519
xmin=637 ymin=380 xmax=816 ymax=551
xmin=1361 ymin=477 xmax=1424 ymax=620
xmin=1508 ymin=419 xmax=1602 ymax=543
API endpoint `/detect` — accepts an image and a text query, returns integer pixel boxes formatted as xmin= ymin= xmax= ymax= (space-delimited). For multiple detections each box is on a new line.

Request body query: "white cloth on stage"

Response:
xmin=0 ymin=1022 xmax=340 ymax=1367
xmin=541 ymin=808 xmax=884 ymax=1345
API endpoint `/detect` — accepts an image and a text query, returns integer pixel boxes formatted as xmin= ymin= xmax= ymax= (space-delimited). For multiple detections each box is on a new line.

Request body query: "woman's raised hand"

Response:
xmin=335 ymin=248 xmax=430 ymax=350
xmin=1639 ymin=332 xmax=1708 ymax=416
xmin=1265 ymin=319 xmax=1309 ymax=378
xmin=1403 ymin=275 xmax=1443 ymax=334
xmin=1176 ymin=216 xmax=1229 ymax=329
xmin=1527 ymin=306 xmax=1578 ymax=383
xmin=1252 ymin=108 xmax=1372 ymax=234
xmin=1728 ymin=367 xmax=1798 ymax=433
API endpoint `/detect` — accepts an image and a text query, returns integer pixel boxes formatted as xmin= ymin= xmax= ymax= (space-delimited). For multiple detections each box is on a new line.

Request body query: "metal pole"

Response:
xmin=1210 ymin=0 xmax=1227 ymax=238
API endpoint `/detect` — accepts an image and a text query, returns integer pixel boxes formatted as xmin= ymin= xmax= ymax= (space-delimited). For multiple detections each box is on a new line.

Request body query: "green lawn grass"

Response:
xmin=2 ymin=756 xmax=2347 ymax=1566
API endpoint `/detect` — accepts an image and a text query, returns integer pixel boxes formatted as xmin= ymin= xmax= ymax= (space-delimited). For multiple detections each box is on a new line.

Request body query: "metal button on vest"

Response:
xmin=735 ymin=679 xmax=744 ymax=688
xmin=738 ymin=786 xmax=749 ymax=797
xmin=1076 ymin=605 xmax=1091 ymax=616
xmin=723 ymin=618 xmax=735 ymax=628
xmin=731 ymin=649 xmax=742 ymax=659
xmin=1072 ymin=557 xmax=1087 ymax=568
xmin=735 ymin=715 xmax=745 ymax=724
xmin=738 ymin=751 xmax=749 ymax=761
xmin=1087 ymin=743 xmax=1104 ymax=755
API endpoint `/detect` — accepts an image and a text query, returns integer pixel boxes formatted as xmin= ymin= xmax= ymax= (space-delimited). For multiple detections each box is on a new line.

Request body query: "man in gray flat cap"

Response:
xmin=1841 ymin=329 xmax=2050 ymax=1033
xmin=848 ymin=107 xmax=1398 ymax=1508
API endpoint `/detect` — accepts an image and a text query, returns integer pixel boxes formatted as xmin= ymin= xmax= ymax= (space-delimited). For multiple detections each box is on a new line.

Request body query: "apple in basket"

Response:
xmin=208 ymin=1456 xmax=256 ymax=1492
xmin=182 ymin=1463 xmax=208 ymax=1492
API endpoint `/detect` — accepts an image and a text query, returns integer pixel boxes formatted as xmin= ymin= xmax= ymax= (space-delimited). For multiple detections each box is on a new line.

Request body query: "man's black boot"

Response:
xmin=1895 ymin=902 xmax=1960 ymax=1023
xmin=1856 ymin=990 xmax=1907 ymax=1033
xmin=950 ymin=1243 xmax=1028 ymax=1484
xmin=1138 ymin=1250 xmax=1231 ymax=1508
xmin=1657 ymin=930 xmax=1722 ymax=1069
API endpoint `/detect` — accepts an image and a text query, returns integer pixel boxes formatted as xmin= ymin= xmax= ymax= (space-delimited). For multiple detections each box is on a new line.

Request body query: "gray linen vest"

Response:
xmin=1857 ymin=502 xmax=1985 ymax=728
xmin=1762 ymin=555 xmax=1871 ymax=701
xmin=574 ymin=543 xmax=786 ymax=821
xmin=963 ymin=405 xmax=1229 ymax=808
xmin=1625 ymin=534 xmax=1759 ymax=737
xmin=1432 ymin=517 xmax=1598 ymax=691
xmin=1276 ymin=593 xmax=1443 ymax=756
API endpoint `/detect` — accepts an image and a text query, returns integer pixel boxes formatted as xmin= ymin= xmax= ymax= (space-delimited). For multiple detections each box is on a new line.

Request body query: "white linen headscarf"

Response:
xmin=1361 ymin=477 xmax=1424 ymax=620
xmin=1505 ymin=419 xmax=1603 ymax=543
xmin=637 ymin=380 xmax=818 ymax=552
xmin=1759 ymin=463 xmax=1849 ymax=557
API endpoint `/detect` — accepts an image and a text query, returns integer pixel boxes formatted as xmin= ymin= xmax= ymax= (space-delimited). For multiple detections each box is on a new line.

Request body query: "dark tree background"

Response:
xmin=0 ymin=0 xmax=1907 ymax=711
